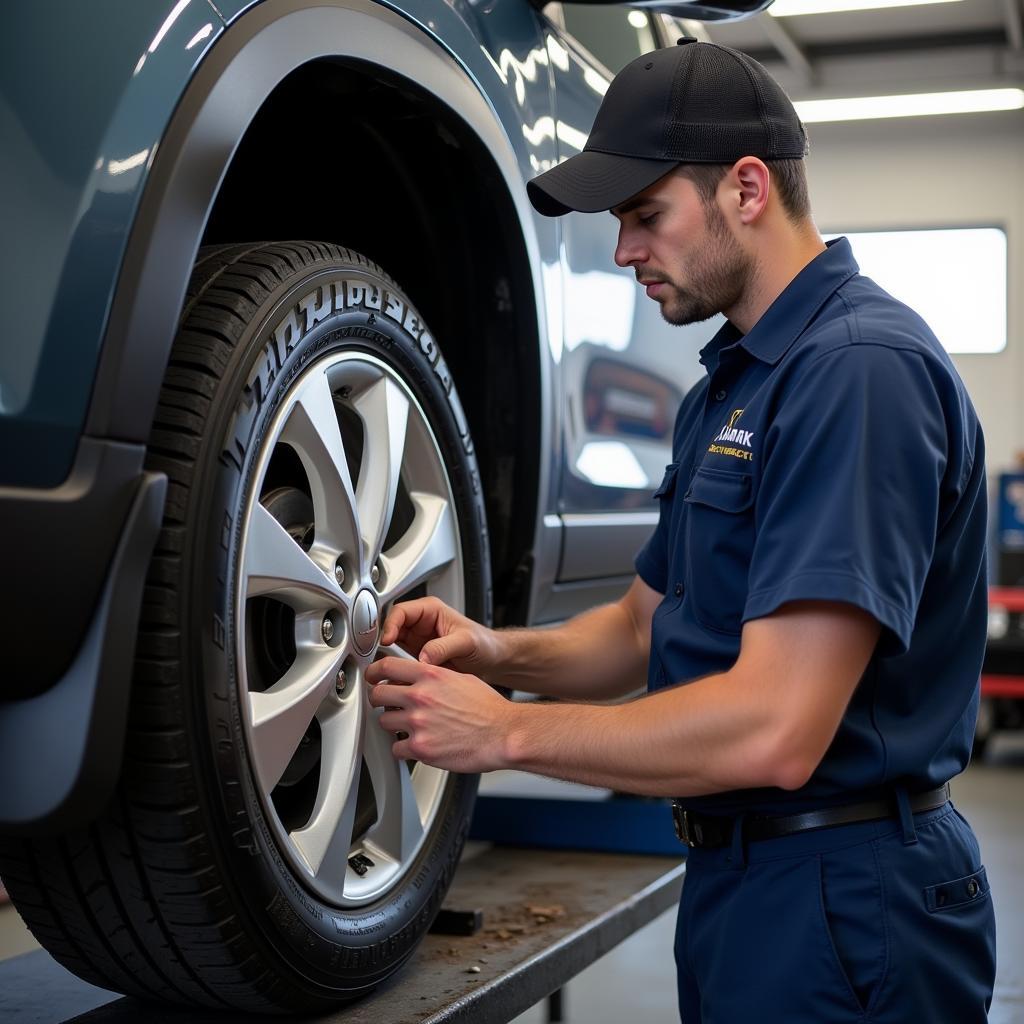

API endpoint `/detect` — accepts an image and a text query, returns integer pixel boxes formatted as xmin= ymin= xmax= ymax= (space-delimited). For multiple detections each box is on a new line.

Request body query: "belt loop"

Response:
xmin=729 ymin=812 xmax=748 ymax=866
xmin=894 ymin=786 xmax=918 ymax=846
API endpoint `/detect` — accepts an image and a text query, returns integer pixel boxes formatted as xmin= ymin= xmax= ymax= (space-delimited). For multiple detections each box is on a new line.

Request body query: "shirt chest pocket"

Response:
xmin=684 ymin=466 xmax=756 ymax=635
xmin=653 ymin=462 xmax=682 ymax=562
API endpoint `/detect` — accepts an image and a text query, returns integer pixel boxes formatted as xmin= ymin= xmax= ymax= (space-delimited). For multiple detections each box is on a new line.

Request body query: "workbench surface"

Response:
xmin=1 ymin=845 xmax=685 ymax=1024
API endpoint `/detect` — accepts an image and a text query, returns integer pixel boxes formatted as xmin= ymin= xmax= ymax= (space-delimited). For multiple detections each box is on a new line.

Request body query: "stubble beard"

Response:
xmin=655 ymin=202 xmax=752 ymax=327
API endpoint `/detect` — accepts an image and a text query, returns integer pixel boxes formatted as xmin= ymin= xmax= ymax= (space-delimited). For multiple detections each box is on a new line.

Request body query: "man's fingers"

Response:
xmin=367 ymin=681 xmax=412 ymax=709
xmin=391 ymin=736 xmax=414 ymax=761
xmin=379 ymin=605 xmax=409 ymax=647
xmin=419 ymin=630 xmax=474 ymax=666
xmin=365 ymin=656 xmax=427 ymax=687
xmin=377 ymin=709 xmax=408 ymax=732
xmin=379 ymin=598 xmax=443 ymax=646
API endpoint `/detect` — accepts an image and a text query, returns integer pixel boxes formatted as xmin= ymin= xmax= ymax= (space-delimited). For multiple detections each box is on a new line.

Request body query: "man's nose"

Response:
xmin=614 ymin=227 xmax=647 ymax=269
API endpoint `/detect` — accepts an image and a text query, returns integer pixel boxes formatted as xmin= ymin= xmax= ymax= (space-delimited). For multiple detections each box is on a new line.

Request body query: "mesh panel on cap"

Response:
xmin=662 ymin=42 xmax=805 ymax=162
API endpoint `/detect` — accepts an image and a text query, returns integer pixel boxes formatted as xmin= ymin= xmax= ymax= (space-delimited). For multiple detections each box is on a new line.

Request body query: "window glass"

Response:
xmin=560 ymin=6 xmax=658 ymax=74
xmin=824 ymin=228 xmax=1007 ymax=354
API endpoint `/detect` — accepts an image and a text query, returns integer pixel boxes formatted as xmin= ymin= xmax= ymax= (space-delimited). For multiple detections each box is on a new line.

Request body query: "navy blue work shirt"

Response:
xmin=635 ymin=238 xmax=988 ymax=815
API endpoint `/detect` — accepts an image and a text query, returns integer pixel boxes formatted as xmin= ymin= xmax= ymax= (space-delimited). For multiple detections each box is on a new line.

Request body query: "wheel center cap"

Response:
xmin=352 ymin=589 xmax=380 ymax=656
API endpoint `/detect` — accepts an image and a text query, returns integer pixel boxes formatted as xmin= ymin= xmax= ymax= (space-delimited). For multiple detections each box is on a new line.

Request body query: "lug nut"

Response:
xmin=322 ymin=616 xmax=335 ymax=643
xmin=371 ymin=564 xmax=380 ymax=585
xmin=335 ymin=562 xmax=345 ymax=586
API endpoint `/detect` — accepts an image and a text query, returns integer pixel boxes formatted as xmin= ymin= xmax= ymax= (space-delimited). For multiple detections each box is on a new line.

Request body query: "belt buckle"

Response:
xmin=672 ymin=804 xmax=701 ymax=848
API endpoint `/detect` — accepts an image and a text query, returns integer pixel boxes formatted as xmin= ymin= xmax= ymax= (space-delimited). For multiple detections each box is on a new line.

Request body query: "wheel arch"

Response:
xmin=200 ymin=56 xmax=544 ymax=623
xmin=89 ymin=0 xmax=549 ymax=628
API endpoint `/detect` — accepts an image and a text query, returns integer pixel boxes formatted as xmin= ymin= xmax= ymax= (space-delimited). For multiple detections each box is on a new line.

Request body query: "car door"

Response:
xmin=540 ymin=5 xmax=723 ymax=610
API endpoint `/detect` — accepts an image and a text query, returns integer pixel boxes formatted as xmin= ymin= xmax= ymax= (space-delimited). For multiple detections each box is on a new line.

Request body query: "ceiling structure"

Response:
xmin=678 ymin=0 xmax=1024 ymax=106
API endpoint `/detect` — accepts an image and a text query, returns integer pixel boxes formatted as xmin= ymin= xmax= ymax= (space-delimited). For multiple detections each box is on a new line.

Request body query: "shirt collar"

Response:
xmin=698 ymin=237 xmax=859 ymax=374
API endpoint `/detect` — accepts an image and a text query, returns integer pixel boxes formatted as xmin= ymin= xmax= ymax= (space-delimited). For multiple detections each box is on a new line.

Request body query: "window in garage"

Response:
xmin=824 ymin=227 xmax=1008 ymax=354
xmin=558 ymin=5 xmax=658 ymax=74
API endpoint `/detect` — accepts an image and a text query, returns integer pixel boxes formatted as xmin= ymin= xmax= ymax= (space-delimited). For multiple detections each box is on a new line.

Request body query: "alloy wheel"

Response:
xmin=235 ymin=352 xmax=464 ymax=906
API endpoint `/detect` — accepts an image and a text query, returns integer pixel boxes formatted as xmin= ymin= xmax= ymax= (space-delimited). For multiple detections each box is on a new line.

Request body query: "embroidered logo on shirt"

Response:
xmin=708 ymin=408 xmax=754 ymax=461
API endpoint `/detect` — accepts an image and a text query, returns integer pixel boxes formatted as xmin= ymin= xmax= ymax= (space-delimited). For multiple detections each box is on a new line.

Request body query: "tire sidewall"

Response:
xmin=189 ymin=254 xmax=489 ymax=990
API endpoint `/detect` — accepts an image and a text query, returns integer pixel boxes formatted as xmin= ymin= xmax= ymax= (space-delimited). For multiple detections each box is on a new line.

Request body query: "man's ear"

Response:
xmin=728 ymin=157 xmax=770 ymax=226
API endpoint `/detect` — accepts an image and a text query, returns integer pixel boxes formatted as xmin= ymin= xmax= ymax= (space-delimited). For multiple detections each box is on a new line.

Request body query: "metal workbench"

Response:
xmin=0 ymin=844 xmax=685 ymax=1024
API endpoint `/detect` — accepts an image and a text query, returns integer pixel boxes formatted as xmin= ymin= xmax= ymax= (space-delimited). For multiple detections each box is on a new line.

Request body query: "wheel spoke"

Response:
xmin=279 ymin=370 xmax=360 ymax=564
xmin=362 ymin=702 xmax=424 ymax=863
xmin=289 ymin=693 xmax=365 ymax=891
xmin=249 ymin=650 xmax=341 ymax=792
xmin=353 ymin=376 xmax=410 ymax=567
xmin=244 ymin=502 xmax=345 ymax=611
xmin=377 ymin=642 xmax=417 ymax=663
xmin=378 ymin=492 xmax=457 ymax=605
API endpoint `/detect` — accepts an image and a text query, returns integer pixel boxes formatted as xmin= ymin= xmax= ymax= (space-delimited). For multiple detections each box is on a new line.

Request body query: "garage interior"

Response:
xmin=2 ymin=0 xmax=1023 ymax=1021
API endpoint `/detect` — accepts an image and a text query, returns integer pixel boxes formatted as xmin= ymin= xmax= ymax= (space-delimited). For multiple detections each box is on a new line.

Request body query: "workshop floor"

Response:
xmin=1 ymin=737 xmax=1021 ymax=1023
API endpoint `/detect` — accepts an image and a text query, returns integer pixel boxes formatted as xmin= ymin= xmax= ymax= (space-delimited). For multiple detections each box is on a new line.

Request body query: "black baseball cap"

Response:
xmin=527 ymin=39 xmax=807 ymax=217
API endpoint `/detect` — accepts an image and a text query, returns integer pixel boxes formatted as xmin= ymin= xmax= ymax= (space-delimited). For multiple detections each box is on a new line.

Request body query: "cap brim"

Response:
xmin=527 ymin=150 xmax=679 ymax=217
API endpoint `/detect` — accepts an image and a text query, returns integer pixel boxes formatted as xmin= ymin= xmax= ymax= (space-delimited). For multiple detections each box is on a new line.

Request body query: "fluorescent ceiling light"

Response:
xmin=771 ymin=0 xmax=962 ymax=15
xmin=795 ymin=88 xmax=1024 ymax=122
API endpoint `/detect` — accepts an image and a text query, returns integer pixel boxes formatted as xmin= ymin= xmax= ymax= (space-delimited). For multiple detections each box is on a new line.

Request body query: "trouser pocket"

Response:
xmin=683 ymin=855 xmax=868 ymax=1023
xmin=871 ymin=807 xmax=996 ymax=1024
xmin=817 ymin=842 xmax=889 ymax=1015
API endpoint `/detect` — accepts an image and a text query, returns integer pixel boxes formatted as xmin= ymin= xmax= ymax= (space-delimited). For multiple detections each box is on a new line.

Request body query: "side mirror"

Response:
xmin=563 ymin=0 xmax=773 ymax=20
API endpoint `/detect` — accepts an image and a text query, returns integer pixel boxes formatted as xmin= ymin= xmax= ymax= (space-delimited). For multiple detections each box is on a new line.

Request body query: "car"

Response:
xmin=0 ymin=0 xmax=771 ymax=1012
xmin=974 ymin=587 xmax=1024 ymax=758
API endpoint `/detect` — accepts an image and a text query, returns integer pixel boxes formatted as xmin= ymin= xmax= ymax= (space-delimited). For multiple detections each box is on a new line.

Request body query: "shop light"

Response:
xmin=794 ymin=88 xmax=1024 ymax=122
xmin=771 ymin=0 xmax=962 ymax=16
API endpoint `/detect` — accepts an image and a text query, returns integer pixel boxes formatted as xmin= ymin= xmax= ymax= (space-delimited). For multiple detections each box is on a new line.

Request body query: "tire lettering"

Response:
xmin=434 ymin=355 xmax=452 ymax=394
xmin=344 ymin=280 xmax=382 ymax=311
xmin=274 ymin=309 xmax=301 ymax=358
xmin=419 ymin=331 xmax=438 ymax=364
xmin=384 ymin=291 xmax=404 ymax=323
xmin=220 ymin=436 xmax=244 ymax=473
xmin=298 ymin=286 xmax=332 ymax=332
xmin=404 ymin=309 xmax=425 ymax=339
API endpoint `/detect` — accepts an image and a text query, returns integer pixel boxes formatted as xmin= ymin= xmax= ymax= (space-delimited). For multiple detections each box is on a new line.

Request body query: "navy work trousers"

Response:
xmin=674 ymin=802 xmax=996 ymax=1022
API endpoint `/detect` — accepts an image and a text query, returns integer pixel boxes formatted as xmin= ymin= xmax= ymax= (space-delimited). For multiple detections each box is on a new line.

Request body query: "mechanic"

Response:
xmin=365 ymin=39 xmax=996 ymax=1022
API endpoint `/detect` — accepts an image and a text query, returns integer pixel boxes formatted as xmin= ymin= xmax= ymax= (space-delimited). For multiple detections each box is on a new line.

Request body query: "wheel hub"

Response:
xmin=352 ymin=588 xmax=380 ymax=656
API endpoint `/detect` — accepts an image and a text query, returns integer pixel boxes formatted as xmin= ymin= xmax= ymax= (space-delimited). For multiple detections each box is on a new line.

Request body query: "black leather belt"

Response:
xmin=671 ymin=783 xmax=950 ymax=849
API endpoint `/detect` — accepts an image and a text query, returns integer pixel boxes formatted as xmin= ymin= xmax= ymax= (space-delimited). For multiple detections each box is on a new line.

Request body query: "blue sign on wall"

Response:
xmin=998 ymin=472 xmax=1024 ymax=550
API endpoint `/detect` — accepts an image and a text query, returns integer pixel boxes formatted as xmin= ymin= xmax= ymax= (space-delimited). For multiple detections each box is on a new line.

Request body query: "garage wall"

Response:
xmin=804 ymin=110 xmax=1024 ymax=477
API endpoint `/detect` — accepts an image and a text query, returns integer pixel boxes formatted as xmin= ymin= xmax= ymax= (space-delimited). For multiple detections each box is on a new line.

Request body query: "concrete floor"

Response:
xmin=1 ymin=736 xmax=1022 ymax=1022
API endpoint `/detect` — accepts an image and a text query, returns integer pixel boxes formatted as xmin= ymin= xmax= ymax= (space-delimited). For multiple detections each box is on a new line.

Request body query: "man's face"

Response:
xmin=611 ymin=170 xmax=752 ymax=326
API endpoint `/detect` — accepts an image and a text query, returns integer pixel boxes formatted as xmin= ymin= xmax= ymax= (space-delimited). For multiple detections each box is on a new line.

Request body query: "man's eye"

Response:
xmin=639 ymin=212 xmax=660 ymax=226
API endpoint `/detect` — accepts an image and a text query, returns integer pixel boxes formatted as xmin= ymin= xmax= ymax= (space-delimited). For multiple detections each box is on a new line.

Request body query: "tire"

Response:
xmin=0 ymin=242 xmax=491 ymax=1012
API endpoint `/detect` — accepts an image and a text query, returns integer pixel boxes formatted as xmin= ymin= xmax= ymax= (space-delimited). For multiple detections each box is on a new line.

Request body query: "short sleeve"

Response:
xmin=743 ymin=344 xmax=948 ymax=654
xmin=634 ymin=462 xmax=677 ymax=595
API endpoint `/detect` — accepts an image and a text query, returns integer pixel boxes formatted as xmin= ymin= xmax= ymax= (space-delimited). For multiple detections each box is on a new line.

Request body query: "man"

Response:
xmin=365 ymin=40 xmax=996 ymax=1022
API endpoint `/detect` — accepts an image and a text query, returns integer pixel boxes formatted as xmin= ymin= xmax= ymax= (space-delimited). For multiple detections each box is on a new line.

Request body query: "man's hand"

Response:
xmin=380 ymin=597 xmax=499 ymax=673
xmin=365 ymin=656 xmax=515 ymax=772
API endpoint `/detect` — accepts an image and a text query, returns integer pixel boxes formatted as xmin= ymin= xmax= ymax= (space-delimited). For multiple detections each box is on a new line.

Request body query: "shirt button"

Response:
xmin=674 ymin=583 xmax=683 ymax=597
xmin=714 ymin=389 xmax=727 ymax=401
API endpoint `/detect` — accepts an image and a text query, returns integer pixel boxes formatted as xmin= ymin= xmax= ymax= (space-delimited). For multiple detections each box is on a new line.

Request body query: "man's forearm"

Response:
xmin=500 ymin=669 xmax=791 ymax=797
xmin=486 ymin=601 xmax=648 ymax=701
